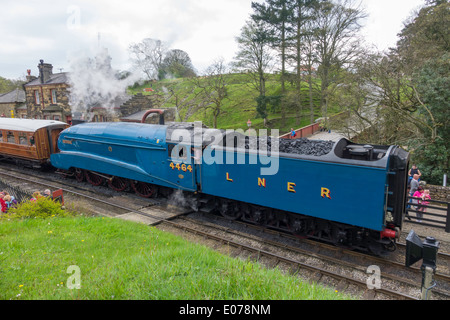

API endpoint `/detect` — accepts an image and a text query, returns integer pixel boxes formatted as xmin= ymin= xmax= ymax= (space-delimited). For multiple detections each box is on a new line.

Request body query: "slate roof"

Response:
xmin=0 ymin=88 xmax=26 ymax=104
xmin=24 ymin=72 xmax=68 ymax=87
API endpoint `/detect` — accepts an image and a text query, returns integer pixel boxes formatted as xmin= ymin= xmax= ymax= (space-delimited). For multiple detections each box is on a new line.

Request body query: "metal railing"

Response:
xmin=405 ymin=196 xmax=450 ymax=233
xmin=0 ymin=177 xmax=33 ymax=203
xmin=279 ymin=123 xmax=321 ymax=139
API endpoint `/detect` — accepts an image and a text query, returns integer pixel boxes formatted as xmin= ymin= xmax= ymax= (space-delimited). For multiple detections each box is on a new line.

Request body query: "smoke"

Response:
xmin=67 ymin=48 xmax=140 ymax=120
xmin=168 ymin=189 xmax=198 ymax=211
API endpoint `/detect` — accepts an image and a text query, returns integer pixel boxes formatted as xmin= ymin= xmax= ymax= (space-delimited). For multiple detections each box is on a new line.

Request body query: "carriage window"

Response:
xmin=7 ymin=131 xmax=15 ymax=143
xmin=19 ymin=133 xmax=28 ymax=145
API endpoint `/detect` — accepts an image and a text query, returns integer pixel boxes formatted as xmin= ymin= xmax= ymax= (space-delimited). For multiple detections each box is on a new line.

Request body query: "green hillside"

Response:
xmin=128 ymin=73 xmax=327 ymax=133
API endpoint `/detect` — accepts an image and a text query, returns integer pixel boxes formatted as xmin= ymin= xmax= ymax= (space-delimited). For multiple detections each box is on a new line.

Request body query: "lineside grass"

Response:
xmin=0 ymin=200 xmax=352 ymax=300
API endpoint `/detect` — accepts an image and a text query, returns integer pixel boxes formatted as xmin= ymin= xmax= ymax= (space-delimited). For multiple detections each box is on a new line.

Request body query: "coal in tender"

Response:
xmin=245 ymin=136 xmax=334 ymax=156
xmin=279 ymin=138 xmax=334 ymax=156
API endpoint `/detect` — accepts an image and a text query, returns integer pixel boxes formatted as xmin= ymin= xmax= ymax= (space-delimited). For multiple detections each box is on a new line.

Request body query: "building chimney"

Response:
xmin=26 ymin=69 xmax=37 ymax=82
xmin=38 ymin=59 xmax=53 ymax=83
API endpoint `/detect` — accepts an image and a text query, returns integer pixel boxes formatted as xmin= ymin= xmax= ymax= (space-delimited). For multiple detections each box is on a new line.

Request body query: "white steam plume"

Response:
xmin=67 ymin=48 xmax=140 ymax=120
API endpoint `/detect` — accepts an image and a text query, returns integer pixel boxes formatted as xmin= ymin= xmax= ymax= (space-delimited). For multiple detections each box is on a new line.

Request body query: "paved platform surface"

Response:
xmin=308 ymin=130 xmax=346 ymax=142
xmin=116 ymin=204 xmax=188 ymax=225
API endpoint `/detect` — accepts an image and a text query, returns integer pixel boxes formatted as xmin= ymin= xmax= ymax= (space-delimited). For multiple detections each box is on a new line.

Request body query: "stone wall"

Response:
xmin=424 ymin=184 xmax=450 ymax=203
xmin=119 ymin=93 xmax=162 ymax=118
xmin=0 ymin=102 xmax=18 ymax=117
xmin=25 ymin=83 xmax=71 ymax=119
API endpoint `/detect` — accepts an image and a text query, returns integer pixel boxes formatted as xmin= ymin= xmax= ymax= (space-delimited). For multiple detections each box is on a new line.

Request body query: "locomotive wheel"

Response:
xmin=243 ymin=205 xmax=266 ymax=225
xmin=75 ymin=168 xmax=85 ymax=182
xmin=108 ymin=176 xmax=129 ymax=192
xmin=85 ymin=171 xmax=104 ymax=186
xmin=218 ymin=199 xmax=242 ymax=220
xmin=131 ymin=181 xmax=156 ymax=198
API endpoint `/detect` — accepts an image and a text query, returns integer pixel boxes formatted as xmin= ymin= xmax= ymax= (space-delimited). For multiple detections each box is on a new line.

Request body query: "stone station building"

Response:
xmin=6 ymin=59 xmax=171 ymax=124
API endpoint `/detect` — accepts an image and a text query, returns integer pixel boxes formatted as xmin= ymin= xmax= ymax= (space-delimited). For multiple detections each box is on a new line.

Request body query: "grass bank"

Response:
xmin=128 ymin=73 xmax=325 ymax=133
xmin=0 ymin=215 xmax=351 ymax=300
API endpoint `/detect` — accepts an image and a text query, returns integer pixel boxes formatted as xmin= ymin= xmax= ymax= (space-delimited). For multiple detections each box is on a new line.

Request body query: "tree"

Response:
xmin=388 ymin=0 xmax=449 ymax=184
xmin=252 ymin=0 xmax=294 ymax=126
xmin=312 ymin=0 xmax=366 ymax=128
xmin=233 ymin=19 xmax=275 ymax=121
xmin=412 ymin=53 xmax=449 ymax=183
xmin=190 ymin=59 xmax=230 ymax=128
xmin=288 ymin=0 xmax=318 ymax=125
xmin=160 ymin=49 xmax=197 ymax=79
xmin=0 ymin=77 xmax=24 ymax=94
xmin=397 ymin=1 xmax=449 ymax=70
xmin=302 ymin=19 xmax=320 ymax=124
xmin=128 ymin=38 xmax=168 ymax=80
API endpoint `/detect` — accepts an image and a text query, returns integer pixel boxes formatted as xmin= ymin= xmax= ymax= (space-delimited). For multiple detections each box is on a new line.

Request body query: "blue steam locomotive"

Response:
xmin=50 ymin=119 xmax=409 ymax=254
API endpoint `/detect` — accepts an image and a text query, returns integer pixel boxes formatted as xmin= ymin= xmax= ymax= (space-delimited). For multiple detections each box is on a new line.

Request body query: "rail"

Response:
xmin=405 ymin=196 xmax=450 ymax=233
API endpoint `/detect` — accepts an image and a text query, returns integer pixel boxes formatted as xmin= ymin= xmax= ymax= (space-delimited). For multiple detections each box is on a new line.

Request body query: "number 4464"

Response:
xmin=169 ymin=162 xmax=193 ymax=173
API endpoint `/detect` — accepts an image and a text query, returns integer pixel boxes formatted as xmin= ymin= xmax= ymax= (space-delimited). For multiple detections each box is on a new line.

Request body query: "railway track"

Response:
xmin=180 ymin=212 xmax=450 ymax=300
xmin=158 ymin=215 xmax=437 ymax=300
xmin=0 ymin=164 xmax=449 ymax=300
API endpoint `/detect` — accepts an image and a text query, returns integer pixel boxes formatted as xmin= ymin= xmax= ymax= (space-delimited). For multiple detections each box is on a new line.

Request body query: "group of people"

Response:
xmin=0 ymin=189 xmax=52 ymax=213
xmin=408 ymin=164 xmax=431 ymax=222
xmin=0 ymin=191 xmax=17 ymax=213
xmin=30 ymin=189 xmax=52 ymax=202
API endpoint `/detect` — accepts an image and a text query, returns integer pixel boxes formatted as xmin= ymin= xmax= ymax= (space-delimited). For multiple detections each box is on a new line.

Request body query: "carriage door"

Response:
xmin=167 ymin=143 xmax=196 ymax=192
xmin=49 ymin=128 xmax=64 ymax=153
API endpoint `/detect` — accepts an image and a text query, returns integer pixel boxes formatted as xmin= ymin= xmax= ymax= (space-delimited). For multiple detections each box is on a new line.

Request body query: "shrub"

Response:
xmin=1 ymin=197 xmax=78 ymax=220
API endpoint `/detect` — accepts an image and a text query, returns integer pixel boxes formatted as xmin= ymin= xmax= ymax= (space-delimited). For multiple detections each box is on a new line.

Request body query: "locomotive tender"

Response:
xmin=50 ymin=120 xmax=410 ymax=254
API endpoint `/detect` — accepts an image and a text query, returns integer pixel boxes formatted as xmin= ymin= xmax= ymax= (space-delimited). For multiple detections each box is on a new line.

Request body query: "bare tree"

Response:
xmin=302 ymin=26 xmax=319 ymax=124
xmin=190 ymin=59 xmax=231 ymax=128
xmin=128 ymin=38 xmax=168 ymax=80
xmin=312 ymin=0 xmax=367 ymax=128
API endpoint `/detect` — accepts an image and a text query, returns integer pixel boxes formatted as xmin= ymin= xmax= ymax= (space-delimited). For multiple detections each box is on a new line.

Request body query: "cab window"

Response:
xmin=168 ymin=144 xmax=187 ymax=160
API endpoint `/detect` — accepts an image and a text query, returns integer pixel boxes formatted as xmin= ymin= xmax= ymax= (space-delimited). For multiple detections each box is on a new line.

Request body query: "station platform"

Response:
xmin=307 ymin=130 xmax=346 ymax=142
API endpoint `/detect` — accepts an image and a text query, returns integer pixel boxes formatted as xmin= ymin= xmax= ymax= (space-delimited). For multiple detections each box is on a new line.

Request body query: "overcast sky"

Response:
xmin=0 ymin=0 xmax=425 ymax=80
